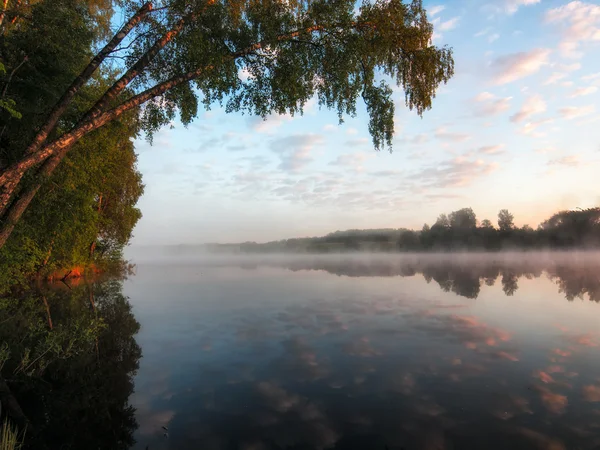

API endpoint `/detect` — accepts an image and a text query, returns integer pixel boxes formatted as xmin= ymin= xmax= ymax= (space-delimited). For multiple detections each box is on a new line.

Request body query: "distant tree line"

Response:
xmin=207 ymin=207 xmax=600 ymax=253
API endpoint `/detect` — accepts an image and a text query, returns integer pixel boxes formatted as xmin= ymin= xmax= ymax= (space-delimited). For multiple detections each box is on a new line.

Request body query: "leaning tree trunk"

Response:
xmin=0 ymin=20 xmax=330 ymax=249
xmin=0 ymin=2 xmax=153 ymax=216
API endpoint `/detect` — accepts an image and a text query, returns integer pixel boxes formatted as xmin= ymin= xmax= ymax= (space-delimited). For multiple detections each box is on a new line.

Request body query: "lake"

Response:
xmin=123 ymin=253 xmax=600 ymax=450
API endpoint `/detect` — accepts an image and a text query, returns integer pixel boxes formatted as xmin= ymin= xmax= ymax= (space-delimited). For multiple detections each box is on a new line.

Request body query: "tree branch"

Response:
xmin=0 ymin=2 xmax=153 ymax=215
xmin=0 ymin=22 xmax=371 ymax=248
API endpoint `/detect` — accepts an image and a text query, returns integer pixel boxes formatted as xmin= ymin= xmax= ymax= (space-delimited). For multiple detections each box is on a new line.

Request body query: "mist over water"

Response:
xmin=124 ymin=252 xmax=600 ymax=450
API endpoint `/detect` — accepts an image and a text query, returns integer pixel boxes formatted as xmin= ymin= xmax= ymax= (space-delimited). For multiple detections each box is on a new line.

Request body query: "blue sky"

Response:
xmin=129 ymin=0 xmax=600 ymax=246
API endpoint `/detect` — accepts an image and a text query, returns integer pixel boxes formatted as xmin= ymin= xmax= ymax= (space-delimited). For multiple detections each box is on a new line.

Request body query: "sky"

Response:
xmin=129 ymin=0 xmax=600 ymax=246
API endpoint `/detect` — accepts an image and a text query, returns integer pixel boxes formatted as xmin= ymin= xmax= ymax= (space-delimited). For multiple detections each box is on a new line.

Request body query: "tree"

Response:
xmin=0 ymin=0 xmax=454 ymax=248
xmin=434 ymin=214 xmax=450 ymax=228
xmin=449 ymin=207 xmax=476 ymax=229
xmin=480 ymin=219 xmax=493 ymax=229
xmin=498 ymin=209 xmax=514 ymax=232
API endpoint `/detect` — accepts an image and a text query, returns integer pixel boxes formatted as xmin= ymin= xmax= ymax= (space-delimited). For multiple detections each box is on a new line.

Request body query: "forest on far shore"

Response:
xmin=205 ymin=207 xmax=600 ymax=253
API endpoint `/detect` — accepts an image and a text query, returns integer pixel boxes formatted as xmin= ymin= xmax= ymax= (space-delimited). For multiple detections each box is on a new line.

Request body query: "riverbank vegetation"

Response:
xmin=0 ymin=279 xmax=141 ymax=449
xmin=0 ymin=0 xmax=144 ymax=294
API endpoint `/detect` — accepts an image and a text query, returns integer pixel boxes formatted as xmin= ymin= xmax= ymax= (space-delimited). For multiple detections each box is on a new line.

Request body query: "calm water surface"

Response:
xmin=124 ymin=254 xmax=600 ymax=450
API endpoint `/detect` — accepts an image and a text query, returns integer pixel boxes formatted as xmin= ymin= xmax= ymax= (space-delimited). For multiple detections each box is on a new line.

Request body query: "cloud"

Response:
xmin=345 ymin=137 xmax=370 ymax=147
xmin=323 ymin=124 xmax=337 ymax=132
xmin=548 ymin=155 xmax=580 ymax=167
xmin=544 ymin=72 xmax=568 ymax=85
xmin=248 ymin=113 xmax=293 ymax=133
xmin=478 ymin=144 xmax=505 ymax=155
xmin=474 ymin=92 xmax=512 ymax=116
xmin=569 ymin=86 xmax=598 ymax=97
xmin=557 ymin=62 xmax=582 ymax=72
xmin=475 ymin=27 xmax=492 ymax=37
xmin=510 ymin=94 xmax=547 ymax=122
xmin=491 ymin=49 xmax=551 ymax=85
xmin=329 ymin=152 xmax=372 ymax=172
xmin=505 ymin=0 xmax=541 ymax=14
xmin=546 ymin=1 xmax=600 ymax=58
xmin=513 ymin=427 xmax=567 ymax=450
xmin=270 ymin=133 xmax=324 ymax=172
xmin=439 ymin=17 xmax=460 ymax=31
xmin=582 ymin=384 xmax=600 ymax=402
xmin=534 ymin=385 xmax=568 ymax=414
xmin=559 ymin=105 xmax=595 ymax=119
xmin=411 ymin=157 xmax=499 ymax=189
xmin=518 ymin=117 xmax=554 ymax=137
xmin=582 ymin=72 xmax=600 ymax=81
xmin=428 ymin=5 xmax=445 ymax=16
xmin=435 ymin=126 xmax=471 ymax=142
xmin=488 ymin=33 xmax=500 ymax=43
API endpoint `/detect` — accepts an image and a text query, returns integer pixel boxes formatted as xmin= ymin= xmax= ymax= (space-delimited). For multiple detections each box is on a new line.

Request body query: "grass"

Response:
xmin=0 ymin=419 xmax=23 ymax=450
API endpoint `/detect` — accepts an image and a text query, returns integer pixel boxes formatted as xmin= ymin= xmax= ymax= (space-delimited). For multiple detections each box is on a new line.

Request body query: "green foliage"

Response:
xmin=0 ymin=0 xmax=144 ymax=291
xmin=130 ymin=0 xmax=453 ymax=149
xmin=449 ymin=207 xmax=476 ymax=229
xmin=498 ymin=209 xmax=514 ymax=232
xmin=0 ymin=279 xmax=141 ymax=449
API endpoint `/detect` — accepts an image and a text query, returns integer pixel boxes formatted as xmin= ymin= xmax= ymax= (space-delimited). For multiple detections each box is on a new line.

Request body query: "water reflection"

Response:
xmin=196 ymin=252 xmax=600 ymax=301
xmin=0 ymin=279 xmax=141 ymax=449
xmin=127 ymin=254 xmax=600 ymax=450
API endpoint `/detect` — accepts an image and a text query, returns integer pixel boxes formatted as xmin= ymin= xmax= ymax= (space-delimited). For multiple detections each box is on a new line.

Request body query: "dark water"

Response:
xmin=123 ymin=253 xmax=600 ymax=450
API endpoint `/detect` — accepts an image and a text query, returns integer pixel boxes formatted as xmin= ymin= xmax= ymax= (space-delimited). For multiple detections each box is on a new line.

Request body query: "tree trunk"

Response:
xmin=0 ymin=2 xmax=153 ymax=215
xmin=0 ymin=24 xmax=331 ymax=249
xmin=41 ymin=295 xmax=53 ymax=330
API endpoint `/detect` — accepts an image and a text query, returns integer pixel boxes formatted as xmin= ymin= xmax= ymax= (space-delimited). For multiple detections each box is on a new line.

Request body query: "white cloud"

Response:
xmin=435 ymin=126 xmax=471 ymax=142
xmin=323 ymin=124 xmax=337 ymax=132
xmin=475 ymin=28 xmax=492 ymax=37
xmin=439 ymin=17 xmax=460 ymax=31
xmin=582 ymin=72 xmax=600 ymax=81
xmin=569 ymin=86 xmax=598 ymax=97
xmin=411 ymin=157 xmax=499 ymax=189
xmin=518 ymin=117 xmax=555 ymax=136
xmin=329 ymin=152 xmax=373 ymax=172
xmin=346 ymin=127 xmax=359 ymax=135
xmin=548 ymin=155 xmax=581 ymax=167
xmin=546 ymin=2 xmax=600 ymax=59
xmin=346 ymin=137 xmax=370 ymax=147
xmin=557 ymin=62 xmax=582 ymax=72
xmin=544 ymin=72 xmax=568 ymax=85
xmin=475 ymin=91 xmax=496 ymax=102
xmin=491 ymin=49 xmax=551 ymax=85
xmin=488 ymin=33 xmax=501 ymax=43
xmin=249 ymin=113 xmax=293 ymax=133
xmin=411 ymin=134 xmax=429 ymax=145
xmin=270 ymin=133 xmax=324 ymax=172
xmin=510 ymin=94 xmax=547 ymax=122
xmin=559 ymin=105 xmax=595 ymax=119
xmin=429 ymin=5 xmax=446 ymax=16
xmin=474 ymin=92 xmax=512 ymax=116
xmin=505 ymin=0 xmax=541 ymax=15
xmin=478 ymin=144 xmax=506 ymax=155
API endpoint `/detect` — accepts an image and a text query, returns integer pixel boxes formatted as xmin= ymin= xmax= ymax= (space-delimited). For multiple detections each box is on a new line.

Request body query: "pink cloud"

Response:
xmin=492 ymin=49 xmax=551 ymax=84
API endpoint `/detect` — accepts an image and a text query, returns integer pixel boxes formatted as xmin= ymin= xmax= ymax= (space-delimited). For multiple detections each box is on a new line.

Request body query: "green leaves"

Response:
xmin=126 ymin=0 xmax=453 ymax=150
